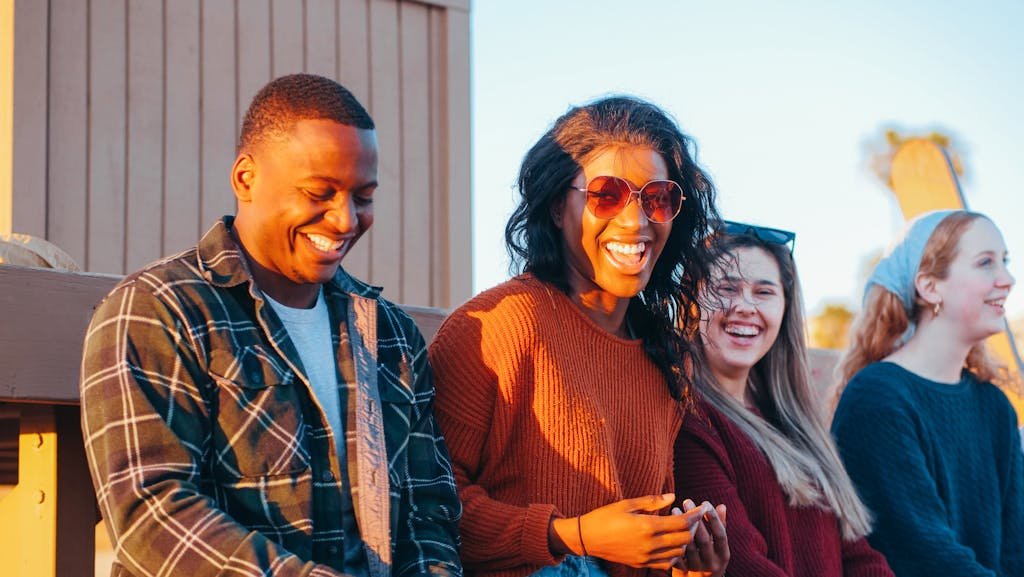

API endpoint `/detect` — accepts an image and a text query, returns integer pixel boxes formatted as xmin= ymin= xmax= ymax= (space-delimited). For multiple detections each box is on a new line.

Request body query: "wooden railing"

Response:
xmin=0 ymin=265 xmax=448 ymax=577
xmin=0 ymin=264 xmax=843 ymax=576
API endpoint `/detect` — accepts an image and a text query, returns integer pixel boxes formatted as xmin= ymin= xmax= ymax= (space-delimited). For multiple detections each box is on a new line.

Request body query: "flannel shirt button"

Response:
xmin=328 ymin=545 xmax=340 ymax=556
xmin=321 ymin=470 xmax=334 ymax=482
xmin=249 ymin=371 xmax=262 ymax=384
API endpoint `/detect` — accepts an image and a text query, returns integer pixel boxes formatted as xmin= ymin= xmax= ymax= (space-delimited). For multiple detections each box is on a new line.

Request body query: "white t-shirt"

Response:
xmin=263 ymin=288 xmax=342 ymax=447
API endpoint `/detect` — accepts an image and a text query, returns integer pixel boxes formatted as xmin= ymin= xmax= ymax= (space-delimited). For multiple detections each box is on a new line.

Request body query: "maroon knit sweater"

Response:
xmin=673 ymin=398 xmax=894 ymax=577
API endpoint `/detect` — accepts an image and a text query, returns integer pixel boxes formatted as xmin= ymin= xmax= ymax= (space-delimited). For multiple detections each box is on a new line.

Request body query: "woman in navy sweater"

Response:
xmin=832 ymin=210 xmax=1023 ymax=576
xmin=674 ymin=223 xmax=893 ymax=576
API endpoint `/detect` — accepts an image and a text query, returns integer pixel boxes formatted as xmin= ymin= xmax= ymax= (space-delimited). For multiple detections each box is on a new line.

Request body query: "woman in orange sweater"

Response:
xmin=428 ymin=96 xmax=728 ymax=577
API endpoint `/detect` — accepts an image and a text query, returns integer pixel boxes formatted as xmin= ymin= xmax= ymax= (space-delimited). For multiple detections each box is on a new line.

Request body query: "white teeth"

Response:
xmin=306 ymin=233 xmax=344 ymax=252
xmin=605 ymin=241 xmax=646 ymax=255
xmin=725 ymin=324 xmax=760 ymax=336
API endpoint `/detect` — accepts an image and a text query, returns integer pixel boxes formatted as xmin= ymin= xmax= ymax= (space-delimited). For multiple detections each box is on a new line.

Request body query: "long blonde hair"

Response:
xmin=696 ymin=234 xmax=873 ymax=540
xmin=838 ymin=212 xmax=1010 ymax=393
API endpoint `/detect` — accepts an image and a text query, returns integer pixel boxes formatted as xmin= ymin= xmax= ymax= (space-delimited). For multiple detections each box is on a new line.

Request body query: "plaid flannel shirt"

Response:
xmin=81 ymin=218 xmax=462 ymax=577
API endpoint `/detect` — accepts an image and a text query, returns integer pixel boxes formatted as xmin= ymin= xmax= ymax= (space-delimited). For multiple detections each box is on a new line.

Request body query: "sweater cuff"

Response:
xmin=521 ymin=503 xmax=562 ymax=567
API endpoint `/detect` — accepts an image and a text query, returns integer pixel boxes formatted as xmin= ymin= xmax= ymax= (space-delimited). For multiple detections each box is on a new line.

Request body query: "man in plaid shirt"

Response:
xmin=80 ymin=74 xmax=462 ymax=577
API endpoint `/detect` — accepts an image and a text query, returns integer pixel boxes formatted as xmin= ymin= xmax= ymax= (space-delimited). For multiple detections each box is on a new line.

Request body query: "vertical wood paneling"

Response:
xmin=47 ymin=0 xmax=89 ymax=267
xmin=441 ymin=6 xmax=471 ymax=306
xmin=428 ymin=7 xmax=447 ymax=305
xmin=0 ymin=0 xmax=10 ymax=235
xmin=164 ymin=0 xmax=201 ymax=256
xmin=13 ymin=0 xmax=471 ymax=307
xmin=201 ymin=0 xmax=238 ymax=229
xmin=11 ymin=0 xmax=48 ymax=238
xmin=368 ymin=0 xmax=402 ymax=296
xmin=306 ymin=0 xmax=337 ymax=78
xmin=337 ymin=0 xmax=370 ymax=105
xmin=271 ymin=0 xmax=305 ymax=77
xmin=336 ymin=0 xmax=371 ymax=281
xmin=88 ymin=0 xmax=128 ymax=274
xmin=237 ymin=0 xmax=271 ymax=132
xmin=399 ymin=2 xmax=431 ymax=306
xmin=126 ymin=0 xmax=165 ymax=272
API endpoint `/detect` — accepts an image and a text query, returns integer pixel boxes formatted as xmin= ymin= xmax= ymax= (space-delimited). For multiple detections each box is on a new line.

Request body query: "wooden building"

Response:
xmin=0 ymin=0 xmax=472 ymax=309
xmin=1 ymin=2 xmax=471 ymax=574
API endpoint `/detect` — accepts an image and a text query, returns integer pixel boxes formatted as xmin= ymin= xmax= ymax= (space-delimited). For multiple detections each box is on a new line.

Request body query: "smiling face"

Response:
xmin=555 ymin=145 xmax=673 ymax=313
xmin=929 ymin=217 xmax=1015 ymax=344
xmin=700 ymin=246 xmax=786 ymax=388
xmin=232 ymin=118 xmax=378 ymax=306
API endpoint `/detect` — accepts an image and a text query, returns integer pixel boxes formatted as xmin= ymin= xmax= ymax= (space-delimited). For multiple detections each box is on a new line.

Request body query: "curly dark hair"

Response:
xmin=238 ymin=73 xmax=374 ymax=151
xmin=505 ymin=95 xmax=721 ymax=400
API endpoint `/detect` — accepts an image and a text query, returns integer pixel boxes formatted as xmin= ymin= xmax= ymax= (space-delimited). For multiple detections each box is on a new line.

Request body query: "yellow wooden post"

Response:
xmin=890 ymin=138 xmax=1024 ymax=421
xmin=0 ymin=405 xmax=96 ymax=577
xmin=0 ymin=406 xmax=59 ymax=577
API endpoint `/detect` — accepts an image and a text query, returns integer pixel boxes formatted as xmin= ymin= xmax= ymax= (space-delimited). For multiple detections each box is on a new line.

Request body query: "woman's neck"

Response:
xmin=564 ymin=269 xmax=633 ymax=338
xmin=569 ymin=289 xmax=631 ymax=337
xmin=886 ymin=321 xmax=972 ymax=384
xmin=713 ymin=369 xmax=755 ymax=409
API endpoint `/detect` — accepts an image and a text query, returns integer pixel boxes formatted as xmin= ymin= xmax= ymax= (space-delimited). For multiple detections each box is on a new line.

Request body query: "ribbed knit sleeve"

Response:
xmin=674 ymin=407 xmax=790 ymax=577
xmin=428 ymin=285 xmax=561 ymax=570
xmin=839 ymin=535 xmax=898 ymax=577
xmin=676 ymin=399 xmax=893 ymax=577
xmin=832 ymin=363 xmax=1020 ymax=577
xmin=429 ymin=276 xmax=681 ymax=577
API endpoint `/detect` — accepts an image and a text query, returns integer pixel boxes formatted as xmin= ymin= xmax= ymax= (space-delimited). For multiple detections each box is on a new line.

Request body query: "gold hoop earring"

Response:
xmin=933 ymin=300 xmax=943 ymax=317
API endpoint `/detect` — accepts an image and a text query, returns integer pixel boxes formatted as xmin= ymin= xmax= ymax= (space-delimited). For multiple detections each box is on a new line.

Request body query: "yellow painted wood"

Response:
xmin=989 ymin=330 xmax=1024 ymax=423
xmin=0 ymin=406 xmax=58 ymax=577
xmin=889 ymin=139 xmax=965 ymax=220
xmin=890 ymin=138 xmax=1024 ymax=422
xmin=0 ymin=0 xmax=13 ymax=235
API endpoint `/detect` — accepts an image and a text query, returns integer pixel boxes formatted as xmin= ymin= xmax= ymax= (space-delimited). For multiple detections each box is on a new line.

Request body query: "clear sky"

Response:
xmin=470 ymin=0 xmax=1024 ymax=322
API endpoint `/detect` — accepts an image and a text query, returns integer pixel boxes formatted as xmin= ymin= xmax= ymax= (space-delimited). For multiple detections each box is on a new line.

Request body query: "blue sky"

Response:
xmin=470 ymin=0 xmax=1024 ymax=321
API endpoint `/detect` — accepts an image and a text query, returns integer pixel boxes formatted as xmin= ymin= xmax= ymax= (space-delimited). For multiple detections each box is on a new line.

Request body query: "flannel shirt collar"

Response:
xmin=197 ymin=216 xmax=383 ymax=300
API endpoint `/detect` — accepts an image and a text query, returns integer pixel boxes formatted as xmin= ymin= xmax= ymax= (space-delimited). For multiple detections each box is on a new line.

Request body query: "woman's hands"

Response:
xmin=671 ymin=499 xmax=729 ymax=577
xmin=548 ymin=493 xmax=726 ymax=572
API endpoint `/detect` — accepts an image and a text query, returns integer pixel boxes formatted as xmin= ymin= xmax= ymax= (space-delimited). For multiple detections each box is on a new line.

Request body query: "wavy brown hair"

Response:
xmin=838 ymin=212 xmax=1010 ymax=394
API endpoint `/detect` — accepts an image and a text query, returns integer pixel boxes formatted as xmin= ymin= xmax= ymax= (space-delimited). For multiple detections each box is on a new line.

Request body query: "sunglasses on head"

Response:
xmin=722 ymin=220 xmax=796 ymax=252
xmin=569 ymin=175 xmax=685 ymax=223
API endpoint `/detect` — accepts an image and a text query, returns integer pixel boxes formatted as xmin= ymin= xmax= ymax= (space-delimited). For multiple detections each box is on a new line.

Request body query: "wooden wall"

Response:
xmin=8 ymin=0 xmax=471 ymax=308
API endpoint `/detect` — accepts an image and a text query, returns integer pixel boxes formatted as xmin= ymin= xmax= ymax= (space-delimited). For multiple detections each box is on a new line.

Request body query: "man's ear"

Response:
xmin=914 ymin=271 xmax=942 ymax=308
xmin=231 ymin=153 xmax=257 ymax=202
xmin=550 ymin=197 xmax=565 ymax=229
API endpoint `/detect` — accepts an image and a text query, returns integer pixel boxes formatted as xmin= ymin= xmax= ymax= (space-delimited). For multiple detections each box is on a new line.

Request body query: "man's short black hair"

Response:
xmin=238 ymin=73 xmax=374 ymax=152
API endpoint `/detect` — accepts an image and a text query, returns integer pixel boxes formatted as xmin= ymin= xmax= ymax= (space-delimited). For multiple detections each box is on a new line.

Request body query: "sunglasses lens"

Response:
xmin=721 ymin=221 xmax=796 ymax=251
xmin=640 ymin=181 xmax=683 ymax=223
xmin=584 ymin=176 xmax=683 ymax=222
xmin=586 ymin=176 xmax=632 ymax=219
xmin=722 ymin=222 xmax=746 ymax=236
xmin=760 ymin=230 xmax=792 ymax=244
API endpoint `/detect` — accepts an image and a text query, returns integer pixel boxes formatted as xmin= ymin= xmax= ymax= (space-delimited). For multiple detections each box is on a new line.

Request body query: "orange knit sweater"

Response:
xmin=428 ymin=275 xmax=683 ymax=577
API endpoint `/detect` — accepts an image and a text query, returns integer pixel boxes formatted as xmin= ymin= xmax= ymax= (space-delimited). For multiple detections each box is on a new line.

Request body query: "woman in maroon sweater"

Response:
xmin=673 ymin=224 xmax=893 ymax=577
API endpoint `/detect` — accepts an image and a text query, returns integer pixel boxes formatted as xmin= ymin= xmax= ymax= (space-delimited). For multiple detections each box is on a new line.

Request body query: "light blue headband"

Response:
xmin=865 ymin=209 xmax=959 ymax=316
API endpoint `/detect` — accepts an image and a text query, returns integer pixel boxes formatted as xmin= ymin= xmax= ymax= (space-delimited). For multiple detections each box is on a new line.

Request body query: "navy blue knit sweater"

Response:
xmin=832 ymin=362 xmax=1024 ymax=577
